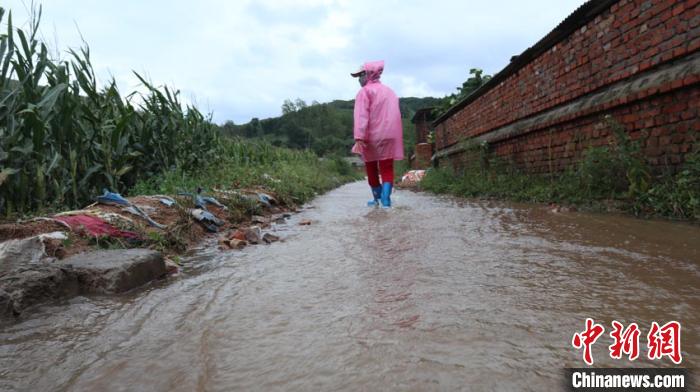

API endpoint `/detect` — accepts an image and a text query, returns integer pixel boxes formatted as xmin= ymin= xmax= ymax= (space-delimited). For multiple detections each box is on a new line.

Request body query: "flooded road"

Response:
xmin=1 ymin=181 xmax=699 ymax=391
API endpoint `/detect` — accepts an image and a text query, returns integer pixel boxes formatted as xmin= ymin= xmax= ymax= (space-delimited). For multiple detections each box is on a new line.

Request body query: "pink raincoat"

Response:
xmin=352 ymin=60 xmax=404 ymax=162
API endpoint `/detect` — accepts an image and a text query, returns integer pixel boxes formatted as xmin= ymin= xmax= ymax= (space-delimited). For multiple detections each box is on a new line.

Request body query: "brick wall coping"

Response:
xmin=432 ymin=51 xmax=700 ymax=161
xmin=432 ymin=0 xmax=621 ymax=127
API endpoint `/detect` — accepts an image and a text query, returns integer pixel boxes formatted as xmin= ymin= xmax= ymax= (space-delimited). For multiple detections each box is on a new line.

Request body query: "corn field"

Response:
xmin=0 ymin=6 xmax=227 ymax=215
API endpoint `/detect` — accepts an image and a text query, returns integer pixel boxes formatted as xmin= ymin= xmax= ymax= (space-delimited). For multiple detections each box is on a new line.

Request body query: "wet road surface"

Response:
xmin=1 ymin=181 xmax=699 ymax=391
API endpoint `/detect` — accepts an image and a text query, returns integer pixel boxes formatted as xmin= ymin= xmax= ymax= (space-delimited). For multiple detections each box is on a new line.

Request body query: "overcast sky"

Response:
xmin=4 ymin=0 xmax=586 ymax=124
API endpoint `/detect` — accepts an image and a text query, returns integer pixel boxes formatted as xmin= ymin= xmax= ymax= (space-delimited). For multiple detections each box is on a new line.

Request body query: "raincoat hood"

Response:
xmin=351 ymin=60 xmax=384 ymax=83
xmin=361 ymin=60 xmax=384 ymax=83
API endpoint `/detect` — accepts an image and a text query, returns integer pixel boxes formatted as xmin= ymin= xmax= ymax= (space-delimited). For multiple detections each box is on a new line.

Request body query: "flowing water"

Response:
xmin=1 ymin=181 xmax=699 ymax=391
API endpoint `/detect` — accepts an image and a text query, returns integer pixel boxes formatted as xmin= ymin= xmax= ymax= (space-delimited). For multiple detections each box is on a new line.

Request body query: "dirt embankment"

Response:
xmin=0 ymin=188 xmax=299 ymax=322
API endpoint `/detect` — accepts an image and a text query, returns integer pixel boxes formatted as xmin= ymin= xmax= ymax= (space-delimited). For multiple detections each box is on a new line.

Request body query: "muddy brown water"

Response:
xmin=1 ymin=181 xmax=698 ymax=391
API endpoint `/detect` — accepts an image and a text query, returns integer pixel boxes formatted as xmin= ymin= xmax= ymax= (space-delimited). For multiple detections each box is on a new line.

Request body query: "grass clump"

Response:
xmin=422 ymin=117 xmax=699 ymax=221
xmin=131 ymin=138 xmax=361 ymax=208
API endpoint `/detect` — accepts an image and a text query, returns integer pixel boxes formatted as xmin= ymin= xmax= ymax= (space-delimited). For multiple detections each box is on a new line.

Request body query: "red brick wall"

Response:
xmin=491 ymin=87 xmax=698 ymax=173
xmin=435 ymin=0 xmax=700 ymax=172
xmin=412 ymin=143 xmax=434 ymax=169
xmin=413 ymin=110 xmax=433 ymax=144
xmin=416 ymin=121 xmax=429 ymax=144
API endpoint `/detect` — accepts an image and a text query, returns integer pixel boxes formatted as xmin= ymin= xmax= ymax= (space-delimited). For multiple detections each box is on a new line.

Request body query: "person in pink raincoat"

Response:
xmin=350 ymin=60 xmax=403 ymax=207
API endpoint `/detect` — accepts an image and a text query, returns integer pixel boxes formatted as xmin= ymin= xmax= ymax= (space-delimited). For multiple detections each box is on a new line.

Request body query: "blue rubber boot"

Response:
xmin=367 ymin=186 xmax=382 ymax=207
xmin=380 ymin=182 xmax=392 ymax=208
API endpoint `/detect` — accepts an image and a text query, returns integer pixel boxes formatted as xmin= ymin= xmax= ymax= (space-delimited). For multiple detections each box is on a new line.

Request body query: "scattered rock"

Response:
xmin=270 ymin=213 xmax=287 ymax=224
xmin=43 ymin=237 xmax=67 ymax=260
xmin=550 ymin=204 xmax=575 ymax=213
xmin=65 ymin=249 xmax=166 ymax=294
xmin=282 ymin=213 xmax=292 ymax=219
xmin=244 ymin=226 xmax=262 ymax=244
xmin=299 ymin=219 xmax=312 ymax=226
xmin=251 ymin=215 xmax=267 ymax=224
xmin=228 ymin=239 xmax=247 ymax=249
xmin=230 ymin=229 xmax=247 ymax=242
xmin=164 ymin=258 xmax=180 ymax=275
xmin=262 ymin=233 xmax=280 ymax=244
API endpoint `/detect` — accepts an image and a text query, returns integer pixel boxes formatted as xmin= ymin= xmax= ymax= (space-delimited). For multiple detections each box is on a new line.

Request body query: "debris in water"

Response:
xmin=164 ymin=258 xmax=180 ymax=275
xmin=398 ymin=170 xmax=426 ymax=187
xmin=229 ymin=239 xmax=248 ymax=249
xmin=230 ymin=229 xmax=247 ymax=242
xmin=262 ymin=233 xmax=280 ymax=244
xmin=244 ymin=226 xmax=263 ymax=244
xmin=220 ymin=238 xmax=247 ymax=250
xmin=251 ymin=215 xmax=268 ymax=224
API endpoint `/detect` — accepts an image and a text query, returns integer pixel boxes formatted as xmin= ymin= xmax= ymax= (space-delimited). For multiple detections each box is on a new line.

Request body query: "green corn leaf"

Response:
xmin=79 ymin=164 xmax=103 ymax=187
xmin=46 ymin=152 xmax=61 ymax=173
xmin=0 ymin=167 xmax=19 ymax=186
xmin=15 ymin=29 xmax=32 ymax=68
xmin=115 ymin=165 xmax=132 ymax=177
xmin=1 ymin=11 xmax=13 ymax=82
xmin=10 ymin=143 xmax=33 ymax=156
xmin=36 ymin=82 xmax=67 ymax=118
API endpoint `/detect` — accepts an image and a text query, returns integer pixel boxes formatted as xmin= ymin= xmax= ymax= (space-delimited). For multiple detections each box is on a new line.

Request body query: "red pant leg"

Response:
xmin=365 ymin=161 xmax=380 ymax=187
xmin=378 ymin=159 xmax=394 ymax=184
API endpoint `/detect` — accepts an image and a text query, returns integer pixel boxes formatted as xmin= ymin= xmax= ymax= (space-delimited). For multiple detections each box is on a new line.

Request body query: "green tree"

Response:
xmin=226 ymin=97 xmax=439 ymax=157
xmin=434 ymin=67 xmax=492 ymax=118
xmin=281 ymin=99 xmax=295 ymax=115
xmin=459 ymin=68 xmax=491 ymax=97
xmin=294 ymin=98 xmax=307 ymax=110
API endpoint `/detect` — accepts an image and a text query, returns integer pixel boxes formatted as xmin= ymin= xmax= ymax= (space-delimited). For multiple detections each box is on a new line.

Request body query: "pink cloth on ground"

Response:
xmin=55 ymin=215 xmax=140 ymax=240
xmin=352 ymin=60 xmax=404 ymax=162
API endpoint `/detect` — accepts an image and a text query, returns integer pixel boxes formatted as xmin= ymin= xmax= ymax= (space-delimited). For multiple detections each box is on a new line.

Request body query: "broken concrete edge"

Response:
xmin=0 ymin=249 xmax=165 ymax=323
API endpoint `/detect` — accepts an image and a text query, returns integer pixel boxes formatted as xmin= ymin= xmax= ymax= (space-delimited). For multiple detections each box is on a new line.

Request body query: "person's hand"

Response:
xmin=351 ymin=139 xmax=366 ymax=155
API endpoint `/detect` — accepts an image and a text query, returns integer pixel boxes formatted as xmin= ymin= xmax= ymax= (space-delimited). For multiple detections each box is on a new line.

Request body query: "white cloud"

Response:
xmin=2 ymin=0 xmax=586 ymax=123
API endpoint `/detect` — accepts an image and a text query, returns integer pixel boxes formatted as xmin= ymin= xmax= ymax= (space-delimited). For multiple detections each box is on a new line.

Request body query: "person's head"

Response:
xmin=351 ymin=60 xmax=384 ymax=87
xmin=358 ymin=72 xmax=368 ymax=87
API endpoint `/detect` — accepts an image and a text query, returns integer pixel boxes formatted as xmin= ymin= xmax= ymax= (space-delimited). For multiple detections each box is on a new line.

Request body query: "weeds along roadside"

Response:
xmin=107 ymin=152 xmax=360 ymax=256
xmin=130 ymin=146 xmax=361 ymax=208
xmin=421 ymin=117 xmax=699 ymax=221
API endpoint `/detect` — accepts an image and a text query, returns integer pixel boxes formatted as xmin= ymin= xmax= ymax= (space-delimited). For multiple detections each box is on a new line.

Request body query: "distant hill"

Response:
xmin=219 ymin=97 xmax=440 ymax=157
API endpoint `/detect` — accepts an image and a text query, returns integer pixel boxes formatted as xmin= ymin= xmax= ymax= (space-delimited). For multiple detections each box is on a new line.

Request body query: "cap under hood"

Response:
xmin=350 ymin=60 xmax=384 ymax=82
